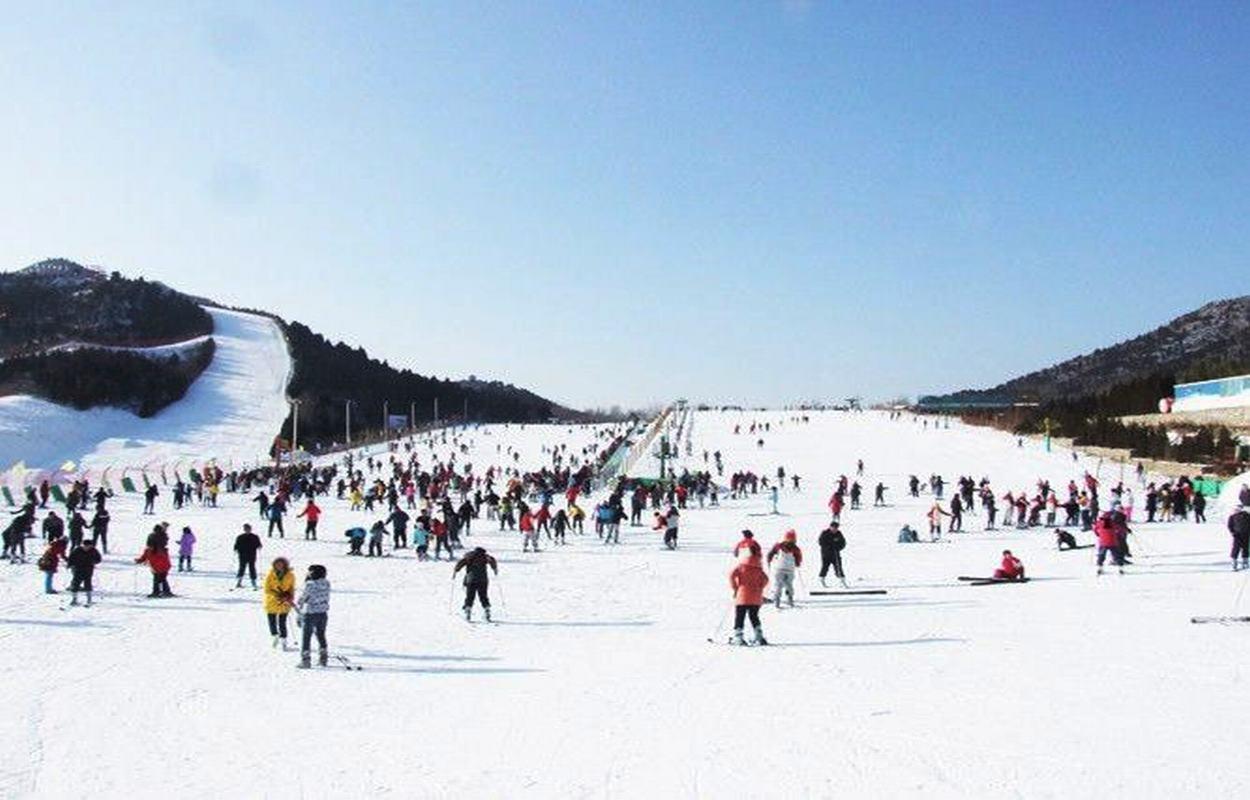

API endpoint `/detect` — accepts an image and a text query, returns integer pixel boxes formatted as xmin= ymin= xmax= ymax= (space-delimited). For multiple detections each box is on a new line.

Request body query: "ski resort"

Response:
xmin=4 ymin=4 xmax=1250 ymax=799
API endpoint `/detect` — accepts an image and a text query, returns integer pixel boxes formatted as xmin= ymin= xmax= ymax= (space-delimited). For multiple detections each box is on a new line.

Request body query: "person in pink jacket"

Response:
xmin=729 ymin=552 xmax=770 ymax=646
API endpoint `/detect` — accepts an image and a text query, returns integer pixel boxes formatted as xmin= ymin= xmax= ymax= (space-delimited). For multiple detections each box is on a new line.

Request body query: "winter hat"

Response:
xmin=783 ymin=530 xmax=797 ymax=542
xmin=308 ymin=564 xmax=327 ymax=580
xmin=741 ymin=530 xmax=754 ymax=539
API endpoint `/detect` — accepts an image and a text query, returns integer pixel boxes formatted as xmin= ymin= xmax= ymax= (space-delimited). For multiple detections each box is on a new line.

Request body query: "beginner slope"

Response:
xmin=1 ymin=411 xmax=1246 ymax=798
xmin=0 ymin=307 xmax=291 ymax=472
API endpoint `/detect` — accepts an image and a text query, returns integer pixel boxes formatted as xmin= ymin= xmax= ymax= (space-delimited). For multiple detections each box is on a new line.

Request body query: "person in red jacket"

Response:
xmin=993 ymin=550 xmax=1025 ymax=581
xmin=297 ymin=500 xmax=322 ymax=541
xmin=733 ymin=530 xmax=761 ymax=560
xmin=136 ymin=544 xmax=174 ymax=597
xmin=729 ymin=552 xmax=770 ymax=645
xmin=1094 ymin=511 xmax=1125 ymax=575
xmin=519 ymin=509 xmax=540 ymax=553
xmin=38 ymin=536 xmax=67 ymax=594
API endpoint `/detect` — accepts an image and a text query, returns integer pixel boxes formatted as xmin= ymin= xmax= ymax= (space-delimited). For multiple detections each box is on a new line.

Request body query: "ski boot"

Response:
xmin=731 ymin=629 xmax=746 ymax=646
xmin=272 ymin=635 xmax=281 ymax=649
xmin=235 ymin=579 xmax=243 ymax=589
xmin=840 ymin=578 xmax=850 ymax=589
xmin=251 ymin=579 xmax=258 ymax=591
xmin=318 ymin=649 xmax=328 ymax=668
xmin=753 ymin=627 xmax=769 ymax=646
xmin=484 ymin=606 xmax=492 ymax=622
xmin=1243 ymin=560 xmax=1249 ymax=572
xmin=70 ymin=596 xmax=80 ymax=606
xmin=463 ymin=606 xmax=472 ymax=621
xmin=298 ymin=652 xmax=311 ymax=669
xmin=819 ymin=577 xmax=828 ymax=588
xmin=85 ymin=592 xmax=93 ymax=607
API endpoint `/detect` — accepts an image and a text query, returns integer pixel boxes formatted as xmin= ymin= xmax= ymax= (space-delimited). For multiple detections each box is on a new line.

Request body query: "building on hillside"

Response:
xmin=1172 ymin=374 xmax=1250 ymax=412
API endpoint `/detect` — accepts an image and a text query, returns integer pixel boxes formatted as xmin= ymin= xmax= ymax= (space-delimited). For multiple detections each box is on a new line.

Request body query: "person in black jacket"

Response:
xmin=234 ymin=523 xmax=263 ymax=589
xmin=90 ymin=509 xmax=111 ymax=553
xmin=454 ymin=547 xmax=498 ymax=621
xmin=818 ymin=522 xmax=847 ymax=588
xmin=387 ymin=508 xmax=410 ymax=549
xmin=67 ymin=510 xmax=89 ymax=550
xmin=67 ymin=538 xmax=102 ymax=606
xmin=1228 ymin=507 xmax=1250 ymax=571
xmin=42 ymin=511 xmax=64 ymax=543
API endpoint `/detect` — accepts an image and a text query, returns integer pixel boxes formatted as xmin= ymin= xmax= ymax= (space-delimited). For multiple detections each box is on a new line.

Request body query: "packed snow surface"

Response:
xmin=0 ymin=307 xmax=291 ymax=471
xmin=2 ymin=411 xmax=1247 ymax=799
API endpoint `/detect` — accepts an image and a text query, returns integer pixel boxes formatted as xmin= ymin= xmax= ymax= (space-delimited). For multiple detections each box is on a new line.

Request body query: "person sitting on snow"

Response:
xmin=1056 ymin=529 xmax=1079 ymax=550
xmin=993 ymin=550 xmax=1025 ymax=581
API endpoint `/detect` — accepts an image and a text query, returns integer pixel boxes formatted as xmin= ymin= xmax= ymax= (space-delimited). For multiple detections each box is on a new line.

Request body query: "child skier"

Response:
xmin=38 ymin=536 xmax=67 ymax=594
xmin=177 ymin=526 xmax=196 ymax=572
xmin=766 ymin=530 xmax=803 ymax=608
xmin=729 ymin=551 xmax=770 ymax=646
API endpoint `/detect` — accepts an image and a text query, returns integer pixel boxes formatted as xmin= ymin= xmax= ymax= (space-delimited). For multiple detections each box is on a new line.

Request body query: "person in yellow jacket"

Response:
xmin=264 ymin=557 xmax=296 ymax=650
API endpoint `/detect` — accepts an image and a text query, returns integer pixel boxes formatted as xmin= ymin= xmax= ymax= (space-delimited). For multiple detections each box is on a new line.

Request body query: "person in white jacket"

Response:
xmin=766 ymin=530 xmax=803 ymax=608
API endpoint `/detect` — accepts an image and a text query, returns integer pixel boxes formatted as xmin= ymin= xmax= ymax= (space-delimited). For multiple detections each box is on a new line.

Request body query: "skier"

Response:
xmin=135 ymin=540 xmax=173 ymax=598
xmin=295 ymin=564 xmax=331 ymax=669
xmin=143 ymin=483 xmax=159 ymax=515
xmin=264 ymin=557 xmax=296 ymax=650
xmin=42 ymin=510 xmax=64 ymax=543
xmin=234 ymin=523 xmax=263 ymax=589
xmin=90 ymin=508 xmax=111 ymax=554
xmin=367 ymin=521 xmax=386 ymax=557
xmin=387 ymin=507 xmax=410 ymax=549
xmin=1228 ymin=505 xmax=1250 ymax=571
xmin=520 ymin=507 xmax=540 ymax=552
xmin=1094 ymin=512 xmax=1125 ymax=575
xmin=38 ymin=536 xmax=68 ymax=594
xmin=297 ymin=499 xmax=321 ymax=541
xmin=993 ymin=550 xmax=1025 ymax=581
xmin=766 ymin=530 xmax=803 ymax=608
xmin=454 ymin=546 xmax=499 ymax=621
xmin=926 ymin=501 xmax=948 ymax=541
xmin=66 ymin=537 xmax=101 ymax=606
xmin=177 ymin=526 xmax=196 ymax=572
xmin=728 ymin=551 xmax=769 ymax=646
xmin=817 ymin=522 xmax=847 ymax=587
xmin=661 ymin=504 xmax=680 ymax=549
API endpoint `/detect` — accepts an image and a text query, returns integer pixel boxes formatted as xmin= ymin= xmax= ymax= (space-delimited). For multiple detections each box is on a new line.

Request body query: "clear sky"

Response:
xmin=2 ymin=2 xmax=1247 ymax=410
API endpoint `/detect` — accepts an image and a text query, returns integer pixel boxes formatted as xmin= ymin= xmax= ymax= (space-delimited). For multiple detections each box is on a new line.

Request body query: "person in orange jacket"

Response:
xmin=297 ymin=500 xmax=322 ymax=541
xmin=733 ymin=530 xmax=761 ymax=560
xmin=136 ymin=544 xmax=173 ymax=598
xmin=729 ymin=552 xmax=770 ymax=646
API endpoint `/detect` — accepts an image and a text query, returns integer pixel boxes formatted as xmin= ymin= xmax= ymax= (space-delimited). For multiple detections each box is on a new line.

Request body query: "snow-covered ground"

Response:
xmin=0 ymin=307 xmax=291 ymax=473
xmin=2 ymin=411 xmax=1247 ymax=799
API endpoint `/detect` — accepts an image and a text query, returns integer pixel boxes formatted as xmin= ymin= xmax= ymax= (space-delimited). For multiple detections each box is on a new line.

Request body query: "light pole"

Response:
xmin=291 ymin=399 xmax=301 ymax=454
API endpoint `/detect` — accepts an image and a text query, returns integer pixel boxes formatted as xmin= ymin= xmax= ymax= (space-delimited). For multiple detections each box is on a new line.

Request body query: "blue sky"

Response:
xmin=1 ymin=2 xmax=1247 ymax=409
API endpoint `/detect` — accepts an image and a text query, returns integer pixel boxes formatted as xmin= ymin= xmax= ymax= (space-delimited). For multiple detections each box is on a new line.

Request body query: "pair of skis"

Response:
xmin=957 ymin=576 xmax=1030 ymax=587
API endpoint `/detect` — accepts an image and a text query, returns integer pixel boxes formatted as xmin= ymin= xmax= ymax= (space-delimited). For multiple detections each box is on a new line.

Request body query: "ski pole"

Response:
xmin=447 ymin=576 xmax=457 ymax=615
xmin=707 ymin=602 xmax=732 ymax=642
xmin=495 ymin=575 xmax=507 ymax=613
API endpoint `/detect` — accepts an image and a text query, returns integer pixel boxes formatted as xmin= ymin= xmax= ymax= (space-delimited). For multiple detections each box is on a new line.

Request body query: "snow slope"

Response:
xmin=1 ymin=411 xmax=1247 ymax=799
xmin=0 ymin=307 xmax=291 ymax=473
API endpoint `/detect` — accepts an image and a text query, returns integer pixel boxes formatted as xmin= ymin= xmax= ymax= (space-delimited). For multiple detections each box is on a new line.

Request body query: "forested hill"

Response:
xmin=923 ymin=296 xmax=1250 ymax=408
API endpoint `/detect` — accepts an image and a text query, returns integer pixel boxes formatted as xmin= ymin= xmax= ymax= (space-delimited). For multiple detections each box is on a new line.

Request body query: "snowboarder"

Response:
xmin=454 ymin=546 xmax=499 ymax=621
xmin=264 ymin=557 xmax=296 ymax=650
xmin=295 ymin=564 xmax=331 ymax=668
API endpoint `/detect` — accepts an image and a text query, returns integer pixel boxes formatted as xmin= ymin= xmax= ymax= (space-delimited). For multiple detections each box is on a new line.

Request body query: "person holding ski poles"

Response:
xmin=766 ymin=530 xmax=803 ymax=608
xmin=728 ymin=550 xmax=770 ymax=646
xmin=453 ymin=546 xmax=499 ymax=622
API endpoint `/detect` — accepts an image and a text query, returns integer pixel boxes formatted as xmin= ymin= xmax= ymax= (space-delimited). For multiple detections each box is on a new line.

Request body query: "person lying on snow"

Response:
xmin=993 ymin=550 xmax=1025 ymax=581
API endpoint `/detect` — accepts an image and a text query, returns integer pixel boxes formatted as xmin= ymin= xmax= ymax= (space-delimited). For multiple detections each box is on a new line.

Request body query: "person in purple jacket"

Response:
xmin=177 ymin=526 xmax=197 ymax=572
